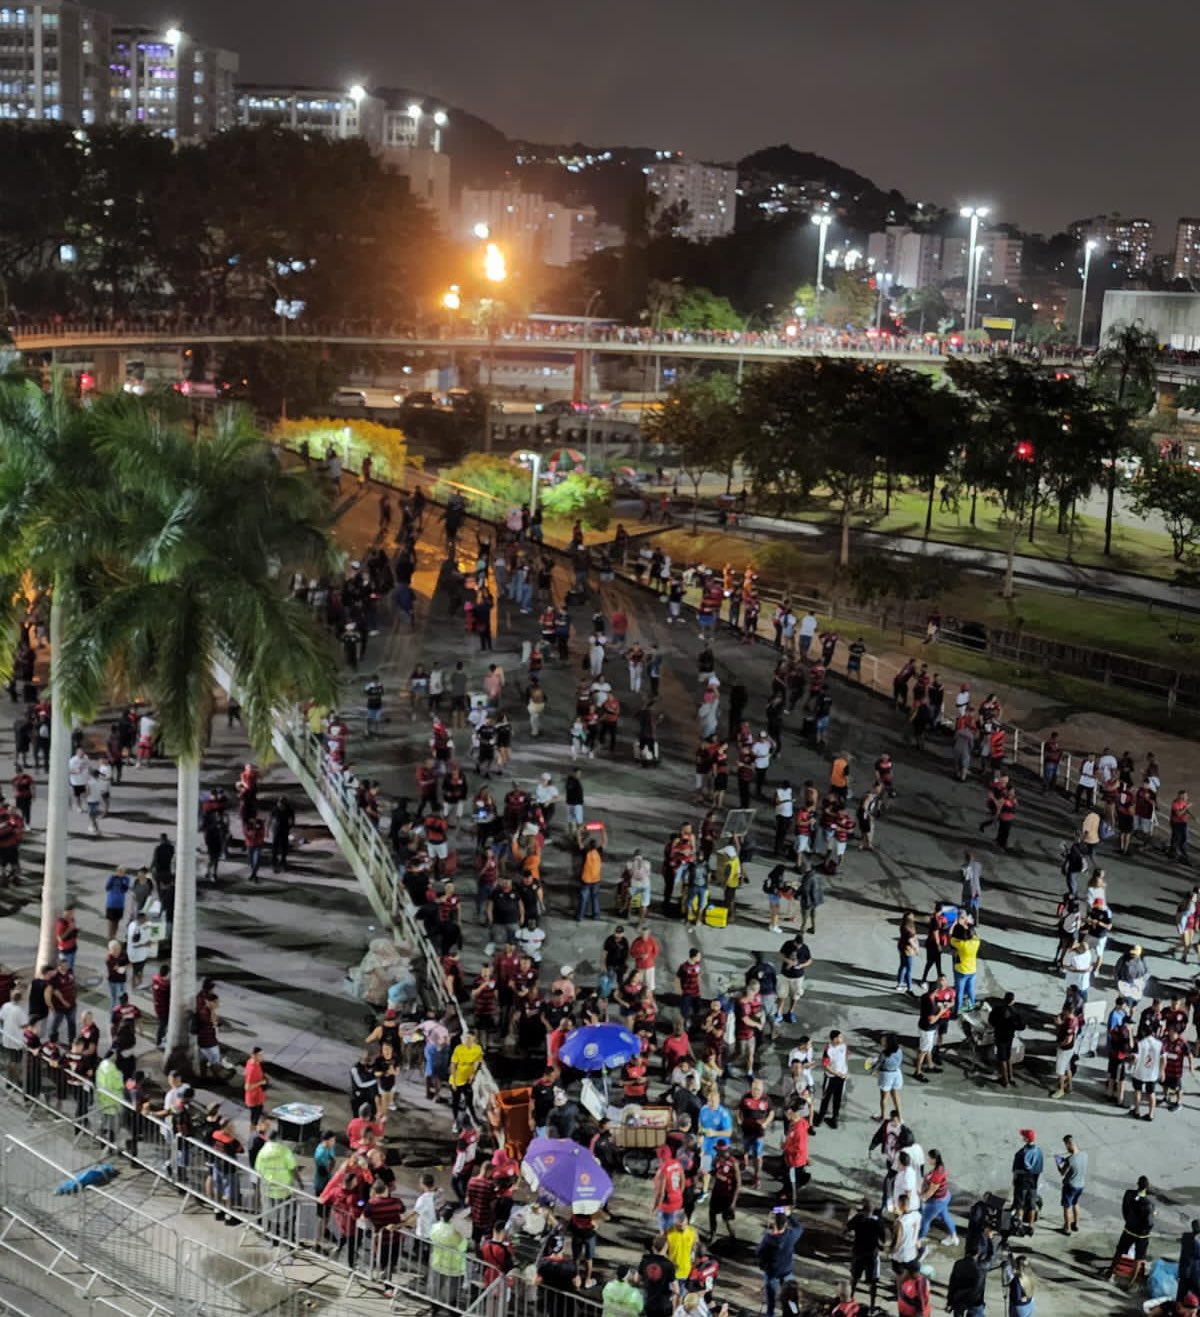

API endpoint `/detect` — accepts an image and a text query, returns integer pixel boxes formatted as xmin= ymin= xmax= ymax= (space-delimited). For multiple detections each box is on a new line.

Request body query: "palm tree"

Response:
xmin=59 ymin=403 xmax=339 ymax=1071
xmin=0 ymin=381 xmax=115 ymax=971
xmin=1091 ymin=320 xmax=1158 ymax=556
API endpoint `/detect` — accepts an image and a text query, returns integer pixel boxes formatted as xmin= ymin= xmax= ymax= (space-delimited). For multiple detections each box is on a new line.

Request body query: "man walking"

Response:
xmin=814 ymin=1029 xmax=849 ymax=1129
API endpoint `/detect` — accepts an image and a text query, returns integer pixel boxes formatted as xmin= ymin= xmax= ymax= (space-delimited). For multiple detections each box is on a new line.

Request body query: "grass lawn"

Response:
xmin=647 ymin=526 xmax=1196 ymax=670
xmin=766 ymin=485 xmax=1182 ymax=580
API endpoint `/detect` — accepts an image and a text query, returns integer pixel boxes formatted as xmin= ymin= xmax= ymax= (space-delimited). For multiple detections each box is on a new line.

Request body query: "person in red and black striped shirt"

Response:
xmin=362 ymin=1180 xmax=406 ymax=1276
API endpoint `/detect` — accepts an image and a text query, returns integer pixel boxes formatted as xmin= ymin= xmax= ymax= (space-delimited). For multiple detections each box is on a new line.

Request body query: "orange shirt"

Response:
xmin=244 ymin=1056 xmax=266 ymax=1106
xmin=581 ymin=849 xmax=603 ymax=886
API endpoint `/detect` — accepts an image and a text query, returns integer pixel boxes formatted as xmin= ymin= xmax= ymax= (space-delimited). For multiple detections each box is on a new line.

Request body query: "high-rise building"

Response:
xmin=941 ymin=231 xmax=1024 ymax=289
xmin=235 ymin=84 xmax=384 ymax=144
xmin=1068 ymin=213 xmax=1156 ymax=273
xmin=0 ymin=0 xmax=109 ymax=125
xmin=866 ymin=225 xmax=942 ymax=289
xmin=644 ymin=158 xmax=737 ymax=241
xmin=109 ymin=25 xmax=237 ymax=140
xmin=372 ymin=93 xmax=451 ymax=229
xmin=1172 ymin=218 xmax=1200 ymax=283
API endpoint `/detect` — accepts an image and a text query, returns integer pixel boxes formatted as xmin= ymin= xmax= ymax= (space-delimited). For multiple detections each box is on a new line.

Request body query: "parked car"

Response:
xmin=333 ymin=387 xmax=369 ymax=407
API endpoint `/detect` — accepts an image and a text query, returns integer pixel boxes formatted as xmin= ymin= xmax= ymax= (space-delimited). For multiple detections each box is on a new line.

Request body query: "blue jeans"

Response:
xmin=107 ymin=981 xmax=123 ymax=1011
xmin=576 ymin=885 xmax=599 ymax=921
xmin=763 ymin=1274 xmax=791 ymax=1317
xmin=954 ymin=970 xmax=976 ymax=1015
xmin=920 ymin=1195 xmax=957 ymax=1241
xmin=896 ymin=954 xmax=913 ymax=989
xmin=59 ymin=951 xmax=76 ymax=972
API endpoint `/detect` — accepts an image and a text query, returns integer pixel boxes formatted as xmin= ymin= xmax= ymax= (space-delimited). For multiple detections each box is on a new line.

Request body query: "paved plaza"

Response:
xmin=1 ymin=478 xmax=1197 ymax=1316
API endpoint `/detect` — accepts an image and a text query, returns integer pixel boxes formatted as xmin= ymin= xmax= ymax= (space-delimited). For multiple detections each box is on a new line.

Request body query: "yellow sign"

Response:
xmin=981 ymin=317 xmax=1016 ymax=331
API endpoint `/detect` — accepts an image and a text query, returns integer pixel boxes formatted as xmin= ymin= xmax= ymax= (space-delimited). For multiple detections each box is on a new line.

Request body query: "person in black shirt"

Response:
xmin=947 ymin=1250 xmax=988 ymax=1315
xmin=1105 ymin=1177 xmax=1156 ymax=1280
xmin=603 ymin=928 xmax=630 ymax=977
xmin=991 ymin=991 xmax=1023 ymax=1088
xmin=845 ymin=1198 xmax=886 ymax=1312
xmin=639 ymin=1236 xmax=678 ymax=1317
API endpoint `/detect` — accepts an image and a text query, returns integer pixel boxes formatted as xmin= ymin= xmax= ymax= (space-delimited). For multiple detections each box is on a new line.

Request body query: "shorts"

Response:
xmin=199 ymin=1045 xmax=222 ymax=1066
xmin=1117 ymin=1230 xmax=1150 ymax=1261
xmin=450 ymin=695 xmax=467 ymax=711
xmin=571 ymin=1233 xmax=597 ymax=1261
xmin=367 ymin=708 xmax=383 ymax=724
xmin=1055 ymin=1048 xmax=1075 ymax=1077
xmin=795 ymin=835 xmax=811 ymax=854
xmin=1107 ymin=1056 xmax=1127 ymax=1080
xmin=700 ymin=1151 xmax=715 ymax=1174
xmin=709 ymin=1200 xmax=735 ymax=1221
xmin=71 ymin=784 xmax=85 ymax=799
xmin=1132 ymin=1078 xmax=1156 ymax=1094
xmin=918 ymin=1029 xmax=937 ymax=1055
xmin=1011 ymin=1178 xmax=1038 ymax=1215
xmin=743 ymin=1137 xmax=764 ymax=1159
xmin=878 ymin=1070 xmax=903 ymax=1093
xmin=427 ymin=841 xmax=448 ymax=861
xmin=851 ymin=1255 xmax=880 ymax=1286
xmin=995 ymin=1038 xmax=1013 ymax=1063
xmin=1061 ymin=1186 xmax=1083 ymax=1208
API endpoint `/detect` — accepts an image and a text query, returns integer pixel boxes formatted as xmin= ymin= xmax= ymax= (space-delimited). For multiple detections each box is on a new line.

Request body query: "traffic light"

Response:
xmin=1014 ymin=440 xmax=1035 ymax=463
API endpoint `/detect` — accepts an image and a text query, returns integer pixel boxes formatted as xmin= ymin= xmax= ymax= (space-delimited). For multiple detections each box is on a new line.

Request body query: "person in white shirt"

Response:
xmin=1129 ymin=1027 xmax=1164 ymax=1121
xmin=1097 ymin=748 xmax=1119 ymax=784
xmin=0 ymin=987 xmax=27 ymax=1080
xmin=1075 ymin=757 xmax=1098 ymax=811
xmin=126 ymin=910 xmax=151 ymax=988
xmin=534 ymin=773 xmax=560 ymax=825
xmin=890 ymin=1194 xmax=922 ymax=1266
xmin=412 ymin=1174 xmax=440 ymax=1240
xmin=68 ymin=750 xmax=89 ymax=812
xmin=890 ymin=1150 xmax=920 ymax=1214
xmin=798 ymin=611 xmax=818 ymax=658
xmin=774 ymin=782 xmax=795 ymax=855
xmin=751 ymin=735 xmax=773 ymax=800
xmin=1062 ymin=939 xmax=1094 ymax=999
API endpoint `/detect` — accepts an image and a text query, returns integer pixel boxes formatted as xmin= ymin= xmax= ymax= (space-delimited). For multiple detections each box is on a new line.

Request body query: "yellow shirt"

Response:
xmin=950 ymin=933 xmax=980 ymax=975
xmin=449 ymin=1042 xmax=483 ymax=1088
xmin=831 ymin=758 xmax=850 ymax=788
xmin=665 ymin=1225 xmax=696 ymax=1280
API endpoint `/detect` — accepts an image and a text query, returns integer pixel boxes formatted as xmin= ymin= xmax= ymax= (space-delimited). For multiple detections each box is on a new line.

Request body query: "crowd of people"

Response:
xmin=2 ymin=484 xmax=1197 ymax=1317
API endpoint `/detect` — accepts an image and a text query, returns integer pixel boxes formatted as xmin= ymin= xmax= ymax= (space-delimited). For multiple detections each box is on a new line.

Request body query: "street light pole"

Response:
xmin=582 ymin=290 xmax=602 ymax=471
xmin=518 ymin=450 xmax=542 ymax=514
xmin=959 ymin=205 xmax=989 ymax=334
xmin=1077 ymin=239 xmax=1098 ymax=348
xmin=811 ymin=213 xmax=833 ymax=319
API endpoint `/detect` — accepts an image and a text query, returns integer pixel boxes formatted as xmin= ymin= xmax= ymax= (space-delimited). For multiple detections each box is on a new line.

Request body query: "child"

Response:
xmin=569 ymin=717 xmax=588 ymax=761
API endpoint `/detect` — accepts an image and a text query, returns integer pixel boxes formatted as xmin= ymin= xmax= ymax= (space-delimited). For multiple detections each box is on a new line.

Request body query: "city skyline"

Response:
xmin=75 ymin=0 xmax=1200 ymax=242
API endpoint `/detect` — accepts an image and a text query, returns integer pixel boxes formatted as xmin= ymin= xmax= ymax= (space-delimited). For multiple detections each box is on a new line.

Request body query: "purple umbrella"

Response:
xmin=521 ymin=1138 xmax=613 ymax=1213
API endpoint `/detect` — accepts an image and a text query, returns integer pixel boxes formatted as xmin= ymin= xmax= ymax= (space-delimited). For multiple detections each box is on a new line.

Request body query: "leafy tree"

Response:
xmin=0 ymin=124 xmax=86 ymax=308
xmin=801 ymin=271 xmax=877 ymax=329
xmin=1175 ymin=381 xmax=1200 ymax=412
xmin=541 ymin=472 xmax=612 ymax=530
xmin=1091 ymin=319 xmax=1159 ymax=555
xmin=275 ymin=416 xmax=411 ymax=482
xmin=1131 ymin=460 xmax=1200 ymax=560
xmin=60 ymin=405 xmax=339 ymax=1072
xmin=848 ymin=551 xmax=963 ymax=626
xmin=643 ymin=375 xmax=739 ymax=530
xmin=945 ymin=358 xmax=1086 ymax=595
xmin=217 ymin=341 xmax=342 ymax=420
xmin=664 ymin=287 xmax=744 ymax=332
xmin=435 ymin=454 xmax=528 ymax=518
xmin=739 ymin=357 xmax=893 ymax=566
xmin=896 ymin=285 xmax=954 ymax=336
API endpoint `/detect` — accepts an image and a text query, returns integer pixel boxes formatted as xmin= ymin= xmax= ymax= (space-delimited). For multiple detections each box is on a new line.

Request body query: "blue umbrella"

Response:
xmin=522 ymin=1138 xmax=613 ymax=1213
xmin=557 ymin=1023 xmax=641 ymax=1072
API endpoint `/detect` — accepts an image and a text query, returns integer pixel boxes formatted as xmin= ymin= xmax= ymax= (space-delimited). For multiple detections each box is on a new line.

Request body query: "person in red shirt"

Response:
xmin=55 ymin=905 xmax=78 ymax=972
xmin=1042 ymin=731 xmax=1064 ymax=794
xmin=1162 ymin=1026 xmax=1193 ymax=1110
xmin=11 ymin=770 xmax=33 ymax=825
xmin=631 ymin=929 xmax=661 ymax=993
xmin=735 ymin=988 xmax=765 ymax=1076
xmin=243 ymin=814 xmax=266 ymax=881
xmin=737 ymin=1077 xmax=774 ymax=1187
xmin=150 ymin=962 xmax=170 ymax=1049
xmin=243 ymin=1045 xmax=267 ymax=1126
xmin=466 ymin=1164 xmax=496 ymax=1244
xmin=652 ymin=1144 xmax=685 ymax=1230
xmin=362 ymin=1180 xmax=406 ymax=1276
xmin=781 ymin=1108 xmax=810 ymax=1204
xmin=661 ymin=1018 xmax=694 ymax=1079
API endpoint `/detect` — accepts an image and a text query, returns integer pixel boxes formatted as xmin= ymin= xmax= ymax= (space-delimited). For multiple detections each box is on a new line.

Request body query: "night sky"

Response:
xmin=107 ymin=0 xmax=1198 ymax=237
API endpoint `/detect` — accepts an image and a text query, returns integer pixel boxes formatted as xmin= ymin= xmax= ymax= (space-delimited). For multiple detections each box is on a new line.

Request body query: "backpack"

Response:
xmin=896 ymin=1273 xmax=929 ymax=1317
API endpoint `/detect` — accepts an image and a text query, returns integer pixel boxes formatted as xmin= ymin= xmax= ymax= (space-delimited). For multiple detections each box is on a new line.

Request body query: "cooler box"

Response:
xmin=270 ymin=1102 xmax=323 ymax=1146
xmin=704 ymin=904 xmax=729 ymax=928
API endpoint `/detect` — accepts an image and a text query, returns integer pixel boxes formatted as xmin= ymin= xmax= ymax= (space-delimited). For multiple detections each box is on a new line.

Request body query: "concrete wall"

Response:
xmin=1101 ymin=289 xmax=1200 ymax=349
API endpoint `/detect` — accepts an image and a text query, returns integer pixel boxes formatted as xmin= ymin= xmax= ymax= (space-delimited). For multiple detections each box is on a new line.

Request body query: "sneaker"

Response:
xmin=914 ymin=1074 xmax=929 ymax=1084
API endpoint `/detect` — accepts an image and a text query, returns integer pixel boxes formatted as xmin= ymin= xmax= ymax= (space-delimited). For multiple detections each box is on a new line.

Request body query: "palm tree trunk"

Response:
xmin=839 ymin=495 xmax=852 ymax=568
xmin=925 ymin=480 xmax=935 ymax=537
xmin=164 ymin=754 xmax=200 ymax=1074
xmin=36 ymin=588 xmax=71 ymax=973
